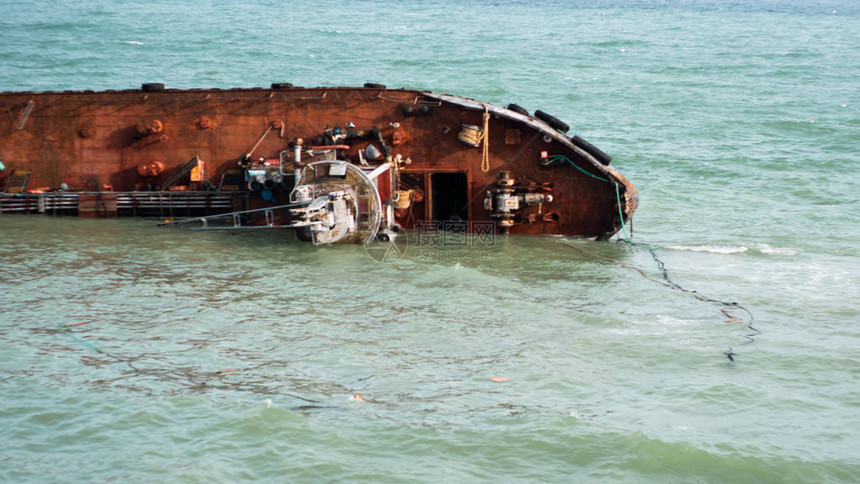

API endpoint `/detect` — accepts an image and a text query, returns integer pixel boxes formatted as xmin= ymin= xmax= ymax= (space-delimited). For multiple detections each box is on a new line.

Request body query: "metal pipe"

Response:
xmin=366 ymin=162 xmax=392 ymax=181
xmin=293 ymin=143 xmax=303 ymax=188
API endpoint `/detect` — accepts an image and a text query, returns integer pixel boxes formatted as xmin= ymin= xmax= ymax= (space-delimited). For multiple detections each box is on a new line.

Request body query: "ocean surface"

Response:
xmin=1 ymin=0 xmax=859 ymax=482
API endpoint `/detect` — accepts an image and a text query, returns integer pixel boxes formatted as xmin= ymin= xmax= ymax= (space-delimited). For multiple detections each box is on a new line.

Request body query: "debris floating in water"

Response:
xmin=725 ymin=348 xmax=737 ymax=362
xmin=350 ymin=393 xmax=365 ymax=402
xmin=490 ymin=377 xmax=510 ymax=383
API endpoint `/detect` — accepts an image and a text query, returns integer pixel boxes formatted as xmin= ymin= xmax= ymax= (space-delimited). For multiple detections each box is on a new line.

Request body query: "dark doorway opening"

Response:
xmin=431 ymin=172 xmax=468 ymax=222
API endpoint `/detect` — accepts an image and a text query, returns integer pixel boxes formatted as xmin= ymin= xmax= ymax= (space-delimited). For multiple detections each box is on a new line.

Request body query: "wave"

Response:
xmin=667 ymin=245 xmax=748 ymax=254
xmin=755 ymin=244 xmax=799 ymax=255
xmin=666 ymin=244 xmax=797 ymax=256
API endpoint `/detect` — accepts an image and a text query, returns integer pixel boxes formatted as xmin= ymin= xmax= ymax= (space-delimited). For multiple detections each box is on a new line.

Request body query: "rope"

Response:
xmin=610 ymin=182 xmax=760 ymax=347
xmin=556 ymin=174 xmax=759 ymax=358
xmin=550 ymin=154 xmax=610 ymax=183
xmin=553 ymin=153 xmax=631 ymax=243
xmin=476 ymin=134 xmax=756 ymax=358
xmin=562 ymin=238 xmax=760 ymax=358
xmin=458 ymin=125 xmax=482 ymax=146
xmin=394 ymin=189 xmax=413 ymax=210
xmin=245 ymin=124 xmax=273 ymax=159
xmin=615 ymin=180 xmax=632 ymax=242
xmin=481 ymin=105 xmax=490 ymax=173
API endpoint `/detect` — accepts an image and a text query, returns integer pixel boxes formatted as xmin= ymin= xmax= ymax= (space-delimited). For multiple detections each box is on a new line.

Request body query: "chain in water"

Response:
xmin=561 ymin=184 xmax=761 ymax=361
xmin=566 ymin=239 xmax=760 ymax=361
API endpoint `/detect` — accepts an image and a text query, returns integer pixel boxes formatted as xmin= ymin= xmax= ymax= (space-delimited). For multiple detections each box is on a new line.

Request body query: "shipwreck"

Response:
xmin=0 ymin=83 xmax=638 ymax=243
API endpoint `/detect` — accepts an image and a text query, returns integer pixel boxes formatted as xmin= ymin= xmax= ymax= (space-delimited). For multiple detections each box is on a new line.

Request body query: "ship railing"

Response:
xmin=0 ymin=191 xmax=243 ymax=217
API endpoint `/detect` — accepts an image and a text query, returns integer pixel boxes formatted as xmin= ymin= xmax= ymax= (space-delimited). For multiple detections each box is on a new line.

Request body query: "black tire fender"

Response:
xmin=141 ymin=83 xmax=165 ymax=92
xmin=506 ymin=103 xmax=529 ymax=116
xmin=571 ymin=135 xmax=612 ymax=165
xmin=534 ymin=110 xmax=570 ymax=133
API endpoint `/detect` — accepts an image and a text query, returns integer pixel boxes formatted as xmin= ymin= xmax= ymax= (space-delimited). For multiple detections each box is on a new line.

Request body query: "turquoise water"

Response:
xmin=1 ymin=1 xmax=859 ymax=482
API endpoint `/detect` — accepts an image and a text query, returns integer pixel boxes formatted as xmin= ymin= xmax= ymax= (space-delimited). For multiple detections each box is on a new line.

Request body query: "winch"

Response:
xmin=286 ymin=160 xmax=394 ymax=245
xmin=289 ymin=189 xmax=358 ymax=245
xmin=484 ymin=171 xmax=554 ymax=233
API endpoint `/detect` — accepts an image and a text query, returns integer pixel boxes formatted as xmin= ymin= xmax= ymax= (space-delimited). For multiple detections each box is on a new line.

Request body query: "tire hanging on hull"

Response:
xmin=506 ymin=103 xmax=529 ymax=116
xmin=534 ymin=109 xmax=570 ymax=133
xmin=571 ymin=135 xmax=612 ymax=165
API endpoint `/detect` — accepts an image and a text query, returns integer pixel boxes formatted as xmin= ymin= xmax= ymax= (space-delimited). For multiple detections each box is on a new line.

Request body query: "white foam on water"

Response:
xmin=666 ymin=245 xmax=749 ymax=254
xmin=755 ymin=244 xmax=798 ymax=256
xmin=123 ymin=41 xmax=143 ymax=45
xmin=665 ymin=244 xmax=797 ymax=256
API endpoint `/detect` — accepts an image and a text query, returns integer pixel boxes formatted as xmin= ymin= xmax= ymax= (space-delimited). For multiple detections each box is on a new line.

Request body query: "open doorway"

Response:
xmin=431 ymin=172 xmax=468 ymax=222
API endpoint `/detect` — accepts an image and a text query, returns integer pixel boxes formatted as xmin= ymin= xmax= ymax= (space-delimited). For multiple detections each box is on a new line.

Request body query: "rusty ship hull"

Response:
xmin=0 ymin=84 xmax=637 ymax=241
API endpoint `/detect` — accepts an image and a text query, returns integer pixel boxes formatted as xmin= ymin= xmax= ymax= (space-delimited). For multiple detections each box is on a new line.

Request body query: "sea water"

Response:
xmin=1 ymin=0 xmax=858 ymax=482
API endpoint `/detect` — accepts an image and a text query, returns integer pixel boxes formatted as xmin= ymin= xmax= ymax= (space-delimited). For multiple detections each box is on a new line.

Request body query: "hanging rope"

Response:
xmin=245 ymin=124 xmax=274 ymax=159
xmin=481 ymin=105 xmax=490 ymax=173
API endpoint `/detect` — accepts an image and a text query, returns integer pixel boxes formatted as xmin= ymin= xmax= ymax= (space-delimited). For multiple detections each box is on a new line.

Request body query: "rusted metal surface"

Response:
xmin=0 ymin=84 xmax=637 ymax=239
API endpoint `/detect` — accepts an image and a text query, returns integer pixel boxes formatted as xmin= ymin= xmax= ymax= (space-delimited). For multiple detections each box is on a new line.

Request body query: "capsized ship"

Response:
xmin=0 ymin=83 xmax=637 ymax=243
